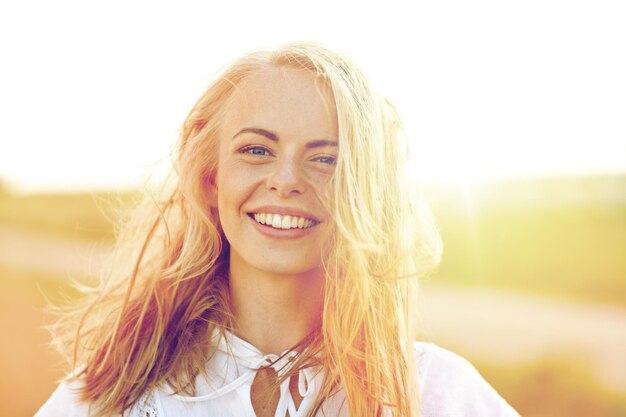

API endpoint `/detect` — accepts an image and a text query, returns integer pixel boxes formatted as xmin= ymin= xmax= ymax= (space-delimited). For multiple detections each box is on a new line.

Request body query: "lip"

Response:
xmin=248 ymin=213 xmax=319 ymax=239
xmin=247 ymin=205 xmax=321 ymax=222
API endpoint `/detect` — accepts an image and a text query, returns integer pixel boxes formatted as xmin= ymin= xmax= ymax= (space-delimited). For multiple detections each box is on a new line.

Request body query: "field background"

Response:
xmin=1 ymin=175 xmax=625 ymax=417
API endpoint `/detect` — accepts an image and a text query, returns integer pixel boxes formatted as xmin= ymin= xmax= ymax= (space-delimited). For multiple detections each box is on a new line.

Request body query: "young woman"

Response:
xmin=35 ymin=42 xmax=520 ymax=417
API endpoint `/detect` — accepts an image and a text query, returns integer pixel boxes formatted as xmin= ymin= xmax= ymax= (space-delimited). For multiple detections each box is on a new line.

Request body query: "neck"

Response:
xmin=228 ymin=251 xmax=325 ymax=355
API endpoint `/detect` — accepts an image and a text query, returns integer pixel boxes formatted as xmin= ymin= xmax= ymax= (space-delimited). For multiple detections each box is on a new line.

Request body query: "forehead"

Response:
xmin=222 ymin=67 xmax=338 ymax=140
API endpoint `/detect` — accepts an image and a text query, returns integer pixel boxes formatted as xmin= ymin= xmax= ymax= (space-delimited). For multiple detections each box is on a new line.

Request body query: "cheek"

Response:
xmin=216 ymin=163 xmax=257 ymax=213
xmin=309 ymin=175 xmax=334 ymax=213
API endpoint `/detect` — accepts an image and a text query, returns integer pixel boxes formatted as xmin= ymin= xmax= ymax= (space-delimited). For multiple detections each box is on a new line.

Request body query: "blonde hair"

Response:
xmin=51 ymin=41 xmax=442 ymax=417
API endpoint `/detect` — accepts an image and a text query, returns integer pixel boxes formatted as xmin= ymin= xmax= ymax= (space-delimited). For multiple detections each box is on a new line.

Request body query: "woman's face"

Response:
xmin=212 ymin=67 xmax=338 ymax=277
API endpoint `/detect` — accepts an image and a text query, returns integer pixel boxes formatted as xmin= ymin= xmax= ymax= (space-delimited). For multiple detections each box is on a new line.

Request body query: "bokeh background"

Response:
xmin=1 ymin=1 xmax=625 ymax=416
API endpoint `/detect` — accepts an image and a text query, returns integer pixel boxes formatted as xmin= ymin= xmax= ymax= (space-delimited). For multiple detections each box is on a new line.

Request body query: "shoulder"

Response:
xmin=34 ymin=378 xmax=160 ymax=417
xmin=34 ymin=379 xmax=95 ymax=417
xmin=414 ymin=342 xmax=521 ymax=417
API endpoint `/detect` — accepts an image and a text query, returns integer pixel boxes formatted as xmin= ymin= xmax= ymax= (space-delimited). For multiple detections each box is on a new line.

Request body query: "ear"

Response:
xmin=202 ymin=170 xmax=218 ymax=208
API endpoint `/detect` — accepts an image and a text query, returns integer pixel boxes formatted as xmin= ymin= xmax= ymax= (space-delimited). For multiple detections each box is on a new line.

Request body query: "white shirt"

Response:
xmin=35 ymin=330 xmax=520 ymax=417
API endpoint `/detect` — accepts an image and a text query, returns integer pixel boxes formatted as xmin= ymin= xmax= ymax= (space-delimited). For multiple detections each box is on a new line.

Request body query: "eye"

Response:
xmin=312 ymin=155 xmax=337 ymax=165
xmin=239 ymin=145 xmax=273 ymax=157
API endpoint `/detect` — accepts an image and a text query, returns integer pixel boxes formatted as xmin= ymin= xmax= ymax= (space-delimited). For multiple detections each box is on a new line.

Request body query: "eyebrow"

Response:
xmin=234 ymin=127 xmax=278 ymax=142
xmin=305 ymin=139 xmax=338 ymax=149
xmin=233 ymin=127 xmax=338 ymax=148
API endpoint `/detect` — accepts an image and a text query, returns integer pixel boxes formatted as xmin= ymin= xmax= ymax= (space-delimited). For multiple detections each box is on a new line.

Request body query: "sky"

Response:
xmin=0 ymin=0 xmax=625 ymax=193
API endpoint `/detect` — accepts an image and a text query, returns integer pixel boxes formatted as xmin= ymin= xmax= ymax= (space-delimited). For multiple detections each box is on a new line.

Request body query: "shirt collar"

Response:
xmin=170 ymin=327 xmax=322 ymax=409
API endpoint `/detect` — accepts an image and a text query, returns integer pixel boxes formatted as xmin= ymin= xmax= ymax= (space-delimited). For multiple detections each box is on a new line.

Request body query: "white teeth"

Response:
xmin=272 ymin=215 xmax=282 ymax=228
xmin=252 ymin=213 xmax=316 ymax=230
xmin=281 ymin=215 xmax=291 ymax=229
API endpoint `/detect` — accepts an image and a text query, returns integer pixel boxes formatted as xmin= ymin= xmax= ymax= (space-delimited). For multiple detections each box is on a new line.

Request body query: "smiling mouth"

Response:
xmin=248 ymin=212 xmax=319 ymax=230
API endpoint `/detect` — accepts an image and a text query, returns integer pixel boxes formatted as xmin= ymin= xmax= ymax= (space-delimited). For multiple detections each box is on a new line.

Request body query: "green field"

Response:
xmin=0 ymin=189 xmax=137 ymax=243
xmin=424 ymin=174 xmax=626 ymax=306
xmin=479 ymin=356 xmax=626 ymax=417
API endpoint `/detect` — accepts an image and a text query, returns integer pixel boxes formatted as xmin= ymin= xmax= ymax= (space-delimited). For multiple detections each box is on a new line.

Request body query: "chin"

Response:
xmin=229 ymin=247 xmax=326 ymax=278
xmin=258 ymin=262 xmax=322 ymax=277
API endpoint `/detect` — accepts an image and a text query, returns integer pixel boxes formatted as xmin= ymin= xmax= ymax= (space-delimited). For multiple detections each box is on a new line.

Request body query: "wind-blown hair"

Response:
xmin=51 ymin=42 xmax=442 ymax=417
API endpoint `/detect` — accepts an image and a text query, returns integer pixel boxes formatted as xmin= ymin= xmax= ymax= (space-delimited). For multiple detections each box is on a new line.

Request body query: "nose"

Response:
xmin=265 ymin=157 xmax=307 ymax=197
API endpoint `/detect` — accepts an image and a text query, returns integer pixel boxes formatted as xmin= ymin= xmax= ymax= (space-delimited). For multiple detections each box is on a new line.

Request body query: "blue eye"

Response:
xmin=241 ymin=146 xmax=272 ymax=157
xmin=314 ymin=155 xmax=337 ymax=165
